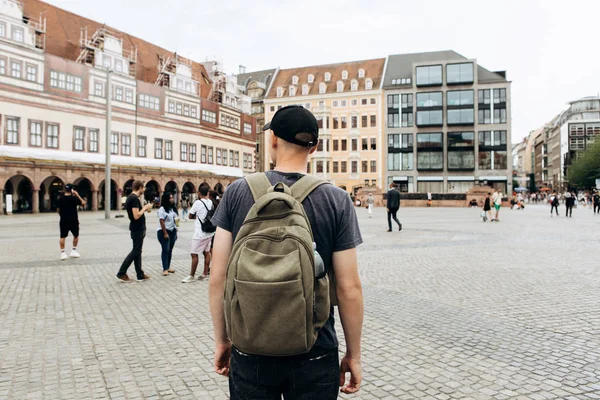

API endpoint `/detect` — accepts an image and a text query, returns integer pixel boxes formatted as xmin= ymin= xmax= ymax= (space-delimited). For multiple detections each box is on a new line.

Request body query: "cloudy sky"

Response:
xmin=47 ymin=0 xmax=600 ymax=143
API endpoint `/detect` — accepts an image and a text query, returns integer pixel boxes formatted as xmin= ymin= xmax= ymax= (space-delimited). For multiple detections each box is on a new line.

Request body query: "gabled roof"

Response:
xmin=383 ymin=50 xmax=507 ymax=88
xmin=265 ymin=58 xmax=385 ymax=99
xmin=23 ymin=0 xmax=211 ymax=88
xmin=238 ymin=68 xmax=276 ymax=89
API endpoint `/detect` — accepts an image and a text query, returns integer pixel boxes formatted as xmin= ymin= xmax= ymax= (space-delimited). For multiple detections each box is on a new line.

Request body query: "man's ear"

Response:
xmin=270 ymin=131 xmax=278 ymax=149
xmin=308 ymin=140 xmax=318 ymax=155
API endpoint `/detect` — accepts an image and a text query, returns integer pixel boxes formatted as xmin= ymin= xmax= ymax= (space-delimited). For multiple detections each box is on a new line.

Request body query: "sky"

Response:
xmin=46 ymin=0 xmax=600 ymax=143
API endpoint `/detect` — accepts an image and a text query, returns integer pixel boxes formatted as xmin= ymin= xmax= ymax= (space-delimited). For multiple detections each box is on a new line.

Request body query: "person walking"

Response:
xmin=593 ymin=191 xmax=600 ymax=215
xmin=209 ymin=105 xmax=364 ymax=398
xmin=427 ymin=191 xmax=432 ymax=207
xmin=57 ymin=183 xmax=86 ymax=260
xmin=386 ymin=183 xmax=402 ymax=232
xmin=483 ymin=192 xmax=492 ymax=222
xmin=116 ymin=180 xmax=152 ymax=283
xmin=492 ymin=189 xmax=502 ymax=222
xmin=183 ymin=185 xmax=214 ymax=283
xmin=550 ymin=192 xmax=559 ymax=217
xmin=366 ymin=193 xmax=375 ymax=218
xmin=157 ymin=192 xmax=178 ymax=276
xmin=565 ymin=191 xmax=574 ymax=218
xmin=180 ymin=197 xmax=190 ymax=221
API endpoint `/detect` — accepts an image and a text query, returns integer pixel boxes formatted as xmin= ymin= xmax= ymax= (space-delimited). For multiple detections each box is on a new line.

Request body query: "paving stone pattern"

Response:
xmin=0 ymin=204 xmax=599 ymax=399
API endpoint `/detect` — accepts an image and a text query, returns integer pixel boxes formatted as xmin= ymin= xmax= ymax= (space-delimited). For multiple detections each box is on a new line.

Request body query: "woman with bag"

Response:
xmin=157 ymin=192 xmax=178 ymax=276
xmin=482 ymin=192 xmax=492 ymax=222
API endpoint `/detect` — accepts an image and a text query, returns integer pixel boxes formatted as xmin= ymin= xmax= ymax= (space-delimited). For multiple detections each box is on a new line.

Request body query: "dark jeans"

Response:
xmin=157 ymin=229 xmax=177 ymax=271
xmin=551 ymin=204 xmax=559 ymax=215
xmin=387 ymin=208 xmax=401 ymax=230
xmin=118 ymin=230 xmax=145 ymax=279
xmin=229 ymin=347 xmax=340 ymax=400
xmin=566 ymin=205 xmax=573 ymax=217
xmin=594 ymin=204 xmax=599 ymax=214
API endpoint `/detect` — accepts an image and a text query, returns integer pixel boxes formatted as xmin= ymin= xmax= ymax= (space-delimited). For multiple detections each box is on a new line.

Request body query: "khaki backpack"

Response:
xmin=224 ymin=173 xmax=332 ymax=356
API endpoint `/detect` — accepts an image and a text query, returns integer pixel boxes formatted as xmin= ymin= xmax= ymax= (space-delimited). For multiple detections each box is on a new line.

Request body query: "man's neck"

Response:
xmin=273 ymin=162 xmax=308 ymax=174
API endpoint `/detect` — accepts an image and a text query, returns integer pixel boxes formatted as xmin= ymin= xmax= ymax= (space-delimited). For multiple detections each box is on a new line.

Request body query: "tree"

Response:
xmin=568 ymin=139 xmax=600 ymax=189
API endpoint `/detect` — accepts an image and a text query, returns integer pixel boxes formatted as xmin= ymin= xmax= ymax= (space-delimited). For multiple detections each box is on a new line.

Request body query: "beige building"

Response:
xmin=1 ymin=0 xmax=257 ymax=214
xmin=262 ymin=58 xmax=386 ymax=196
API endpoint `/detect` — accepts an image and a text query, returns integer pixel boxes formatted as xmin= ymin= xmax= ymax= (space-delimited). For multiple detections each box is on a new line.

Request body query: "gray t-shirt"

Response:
xmin=212 ymin=170 xmax=363 ymax=354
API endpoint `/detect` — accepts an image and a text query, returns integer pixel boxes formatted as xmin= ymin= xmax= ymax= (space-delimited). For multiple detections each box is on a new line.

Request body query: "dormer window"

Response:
xmin=351 ymin=80 xmax=358 ymax=91
xmin=358 ymin=69 xmax=365 ymax=78
xmin=337 ymin=81 xmax=344 ymax=92
xmin=324 ymin=72 xmax=331 ymax=82
xmin=302 ymin=84 xmax=309 ymax=95
xmin=289 ymin=86 xmax=296 ymax=96
xmin=342 ymin=70 xmax=348 ymax=80
xmin=292 ymin=75 xmax=299 ymax=85
xmin=365 ymin=78 xmax=373 ymax=90
xmin=319 ymin=83 xmax=326 ymax=94
xmin=308 ymin=74 xmax=314 ymax=83
xmin=276 ymin=87 xmax=283 ymax=97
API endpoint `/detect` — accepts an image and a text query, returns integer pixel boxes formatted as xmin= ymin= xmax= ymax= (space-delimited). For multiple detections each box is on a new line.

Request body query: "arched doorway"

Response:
xmin=144 ymin=180 xmax=160 ymax=204
xmin=39 ymin=176 xmax=64 ymax=212
xmin=165 ymin=181 xmax=178 ymax=204
xmin=182 ymin=181 xmax=195 ymax=203
xmin=123 ymin=179 xmax=135 ymax=197
xmin=74 ymin=177 xmax=93 ymax=211
xmin=99 ymin=179 xmax=118 ymax=210
xmin=4 ymin=175 xmax=34 ymax=213
xmin=214 ymin=182 xmax=224 ymax=196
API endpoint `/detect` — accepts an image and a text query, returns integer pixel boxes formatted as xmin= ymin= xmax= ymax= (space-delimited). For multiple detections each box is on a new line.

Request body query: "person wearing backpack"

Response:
xmin=183 ymin=185 xmax=215 ymax=282
xmin=550 ymin=192 xmax=559 ymax=217
xmin=209 ymin=105 xmax=364 ymax=399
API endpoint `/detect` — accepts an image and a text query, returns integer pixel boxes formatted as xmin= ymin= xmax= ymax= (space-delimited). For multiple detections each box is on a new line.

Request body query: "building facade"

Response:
xmin=383 ymin=51 xmax=512 ymax=194
xmin=1 ymin=0 xmax=257 ymax=214
xmin=262 ymin=59 xmax=386 ymax=196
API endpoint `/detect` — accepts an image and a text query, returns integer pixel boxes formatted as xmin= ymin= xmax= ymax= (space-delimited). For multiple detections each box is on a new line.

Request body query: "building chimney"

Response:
xmin=239 ymin=65 xmax=246 ymax=74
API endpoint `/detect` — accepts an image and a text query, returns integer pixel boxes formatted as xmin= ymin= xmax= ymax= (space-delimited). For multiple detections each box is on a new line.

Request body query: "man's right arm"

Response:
xmin=131 ymin=201 xmax=151 ymax=220
xmin=333 ymin=247 xmax=364 ymax=394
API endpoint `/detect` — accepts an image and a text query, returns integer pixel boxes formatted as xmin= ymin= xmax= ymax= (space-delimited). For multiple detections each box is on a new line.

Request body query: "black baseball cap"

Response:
xmin=65 ymin=184 xmax=74 ymax=191
xmin=262 ymin=105 xmax=319 ymax=148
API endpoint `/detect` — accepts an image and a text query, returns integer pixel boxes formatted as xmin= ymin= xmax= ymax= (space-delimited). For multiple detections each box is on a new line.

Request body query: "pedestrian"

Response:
xmin=208 ymin=105 xmax=363 ymax=398
xmin=208 ymin=190 xmax=221 ymax=265
xmin=157 ymin=192 xmax=178 ymax=276
xmin=386 ymin=183 xmax=402 ymax=232
xmin=183 ymin=185 xmax=214 ymax=283
xmin=57 ymin=183 xmax=86 ymax=260
xmin=116 ymin=180 xmax=152 ymax=283
xmin=427 ymin=191 xmax=432 ymax=207
xmin=180 ymin=197 xmax=190 ymax=221
xmin=367 ymin=193 xmax=374 ymax=218
xmin=483 ymin=192 xmax=492 ymax=222
xmin=550 ymin=192 xmax=559 ymax=217
xmin=565 ymin=191 xmax=574 ymax=218
xmin=593 ymin=191 xmax=600 ymax=215
xmin=492 ymin=189 xmax=502 ymax=222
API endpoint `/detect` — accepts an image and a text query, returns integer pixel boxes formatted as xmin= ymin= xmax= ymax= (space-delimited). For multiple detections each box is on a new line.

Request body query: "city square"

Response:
xmin=1 ymin=205 xmax=599 ymax=400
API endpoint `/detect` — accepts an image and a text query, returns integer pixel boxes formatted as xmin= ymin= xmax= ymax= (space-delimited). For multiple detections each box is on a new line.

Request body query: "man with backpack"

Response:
xmin=209 ymin=105 xmax=364 ymax=398
xmin=550 ymin=192 xmax=559 ymax=217
xmin=183 ymin=185 xmax=215 ymax=282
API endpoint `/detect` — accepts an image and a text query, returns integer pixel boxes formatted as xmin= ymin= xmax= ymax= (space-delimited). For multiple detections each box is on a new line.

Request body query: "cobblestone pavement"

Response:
xmin=1 ymin=204 xmax=599 ymax=399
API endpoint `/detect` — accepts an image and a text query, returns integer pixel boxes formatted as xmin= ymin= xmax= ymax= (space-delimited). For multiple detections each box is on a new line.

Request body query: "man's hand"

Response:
xmin=163 ymin=232 xmax=169 ymax=239
xmin=214 ymin=341 xmax=232 ymax=377
xmin=339 ymin=355 xmax=362 ymax=394
xmin=143 ymin=203 xmax=153 ymax=211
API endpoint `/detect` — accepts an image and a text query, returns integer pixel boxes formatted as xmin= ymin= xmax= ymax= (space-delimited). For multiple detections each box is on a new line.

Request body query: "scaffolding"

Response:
xmin=155 ymin=53 xmax=195 ymax=89
xmin=76 ymin=26 xmax=137 ymax=75
xmin=206 ymin=60 xmax=226 ymax=104
xmin=14 ymin=0 xmax=46 ymax=50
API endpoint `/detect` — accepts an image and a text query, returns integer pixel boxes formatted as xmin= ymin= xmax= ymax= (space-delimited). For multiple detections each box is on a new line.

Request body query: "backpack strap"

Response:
xmin=291 ymin=175 xmax=329 ymax=203
xmin=245 ymin=173 xmax=273 ymax=202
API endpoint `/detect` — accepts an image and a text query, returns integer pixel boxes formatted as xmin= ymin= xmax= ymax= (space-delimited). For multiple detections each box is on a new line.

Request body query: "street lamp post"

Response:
xmin=105 ymin=69 xmax=112 ymax=219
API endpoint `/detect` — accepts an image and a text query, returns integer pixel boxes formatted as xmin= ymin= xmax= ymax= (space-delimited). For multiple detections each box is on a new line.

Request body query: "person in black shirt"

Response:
xmin=57 ymin=184 xmax=86 ymax=260
xmin=116 ymin=180 xmax=152 ymax=283
xmin=386 ymin=183 xmax=402 ymax=232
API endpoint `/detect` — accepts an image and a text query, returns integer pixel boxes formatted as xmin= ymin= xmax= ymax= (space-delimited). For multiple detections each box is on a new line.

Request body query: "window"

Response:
xmin=103 ymin=55 xmax=111 ymax=69
xmin=11 ymin=61 xmax=21 ymax=78
xmin=26 ymin=65 xmax=37 ymax=82
xmin=351 ymin=161 xmax=358 ymax=174
xmin=417 ymin=110 xmax=443 ymax=126
xmin=46 ymin=123 xmax=59 ymax=149
xmin=230 ymin=150 xmax=235 ymax=166
xmin=302 ymin=84 xmax=309 ymax=95
xmin=244 ymin=123 xmax=252 ymax=134
xmin=114 ymin=86 xmax=123 ymax=102
xmin=341 ymin=161 xmax=347 ymax=173
xmin=179 ymin=142 xmax=187 ymax=161
xmin=416 ymin=65 xmax=442 ymax=86
xmin=370 ymin=115 xmax=376 ymax=127
xmin=358 ymin=69 xmax=365 ymax=78
xmin=12 ymin=27 xmax=23 ymax=42
xmin=478 ymin=130 xmax=507 ymax=147
xmin=341 ymin=139 xmax=347 ymax=151
xmin=208 ymin=147 xmax=214 ymax=164
xmin=333 ymin=140 xmax=339 ymax=151
xmin=478 ymin=131 xmax=507 ymax=170
xmin=448 ymin=109 xmax=474 ymax=125
xmin=447 ymin=63 xmax=474 ymax=84
xmin=201 ymin=145 xmax=207 ymax=163
xmin=216 ymin=148 xmax=222 ymax=165
xmin=73 ymin=127 xmax=85 ymax=151
xmin=74 ymin=76 xmax=82 ymax=93
xmin=174 ymin=102 xmax=182 ymax=115
xmin=243 ymin=153 xmax=248 ymax=169
xmin=370 ymin=138 xmax=376 ymax=150
xmin=305 ymin=103 xmax=311 ymax=109
xmin=361 ymin=98 xmax=368 ymax=105
xmin=114 ymin=59 xmax=123 ymax=73
xmin=351 ymin=80 xmax=358 ymax=91
xmin=341 ymin=100 xmax=347 ymax=107
xmin=351 ymin=99 xmax=358 ymax=106
xmin=191 ymin=106 xmax=198 ymax=118
xmin=417 ymin=92 xmax=443 ymax=108
xmin=341 ymin=117 xmax=347 ymax=129
xmin=276 ymin=87 xmax=283 ymax=97
xmin=478 ymin=89 xmax=491 ymax=105
xmin=352 ymin=138 xmax=358 ymax=152
xmin=155 ymin=139 xmax=163 ymax=159
xmin=324 ymin=72 xmax=331 ymax=82
xmin=88 ymin=129 xmax=98 ymax=152
xmin=493 ymin=88 xmax=507 ymax=104
xmin=29 ymin=121 xmax=42 ymax=146
xmin=292 ymin=76 xmax=299 ymax=85
xmin=478 ymin=109 xmax=491 ymax=124
xmin=333 ymin=101 xmax=339 ymax=108
xmin=58 ymin=72 xmax=66 ymax=89
xmin=110 ymin=132 xmax=119 ymax=155
xmin=362 ymin=115 xmax=368 ymax=128
xmin=447 ymin=132 xmax=475 ymax=170
xmin=190 ymin=144 xmax=197 ymax=162
xmin=316 ymin=161 xmax=323 ymax=173
xmin=417 ymin=133 xmax=443 ymax=170
xmin=333 ymin=117 xmax=339 ymax=129
xmin=447 ymin=90 xmax=474 ymax=106
xmin=333 ymin=161 xmax=339 ymax=173
xmin=221 ymin=149 xmax=228 ymax=166
xmin=388 ymin=134 xmax=414 ymax=171
xmin=365 ymin=79 xmax=373 ymax=90
xmin=361 ymin=138 xmax=368 ymax=151
xmin=168 ymin=100 xmax=175 ymax=113
xmin=308 ymin=74 xmax=314 ymax=83
xmin=319 ymin=83 xmax=326 ymax=94
xmin=94 ymin=81 xmax=104 ymax=97
xmin=137 ymin=136 xmax=146 ymax=157
xmin=370 ymin=160 xmax=376 ymax=173
xmin=289 ymin=86 xmax=296 ymax=96
xmin=0 ymin=22 xmax=5 ymax=38
xmin=370 ymin=98 xmax=376 ymax=105
xmin=202 ymin=109 xmax=217 ymax=124
xmin=0 ymin=58 xmax=5 ymax=75
xmin=184 ymin=104 xmax=190 ymax=117
xmin=362 ymin=161 xmax=368 ymax=173
xmin=337 ymin=81 xmax=343 ymax=92
xmin=351 ymin=116 xmax=358 ymax=129
xmin=341 ymin=70 xmax=348 ymax=79
xmin=121 ymin=134 xmax=131 ymax=156
xmin=493 ymin=108 xmax=507 ymax=124
xmin=139 ymin=94 xmax=160 ymax=110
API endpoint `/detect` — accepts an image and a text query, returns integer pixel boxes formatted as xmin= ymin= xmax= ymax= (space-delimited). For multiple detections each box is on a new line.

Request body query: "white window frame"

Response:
xmin=324 ymin=72 xmax=331 ymax=82
xmin=29 ymin=120 xmax=42 ymax=147
xmin=6 ymin=117 xmax=20 ymax=144
xmin=308 ymin=74 xmax=314 ymax=83
xmin=319 ymin=83 xmax=326 ymax=94
xmin=358 ymin=68 xmax=365 ymax=78
xmin=276 ymin=87 xmax=283 ymax=97
xmin=292 ymin=76 xmax=299 ymax=85
xmin=47 ymin=123 xmax=59 ymax=149
xmin=342 ymin=70 xmax=348 ymax=79
xmin=289 ymin=86 xmax=296 ymax=96
xmin=336 ymin=81 xmax=344 ymax=92
xmin=12 ymin=26 xmax=24 ymax=42
xmin=302 ymin=84 xmax=309 ymax=95
xmin=89 ymin=129 xmax=99 ymax=152
xmin=11 ymin=61 xmax=21 ymax=79
xmin=366 ymin=79 xmax=373 ymax=90
xmin=351 ymin=80 xmax=358 ymax=91
xmin=94 ymin=81 xmax=104 ymax=97
xmin=26 ymin=64 xmax=37 ymax=82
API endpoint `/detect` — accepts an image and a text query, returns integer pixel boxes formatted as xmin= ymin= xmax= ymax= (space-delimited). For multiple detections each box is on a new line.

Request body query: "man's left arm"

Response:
xmin=209 ymin=227 xmax=234 ymax=377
